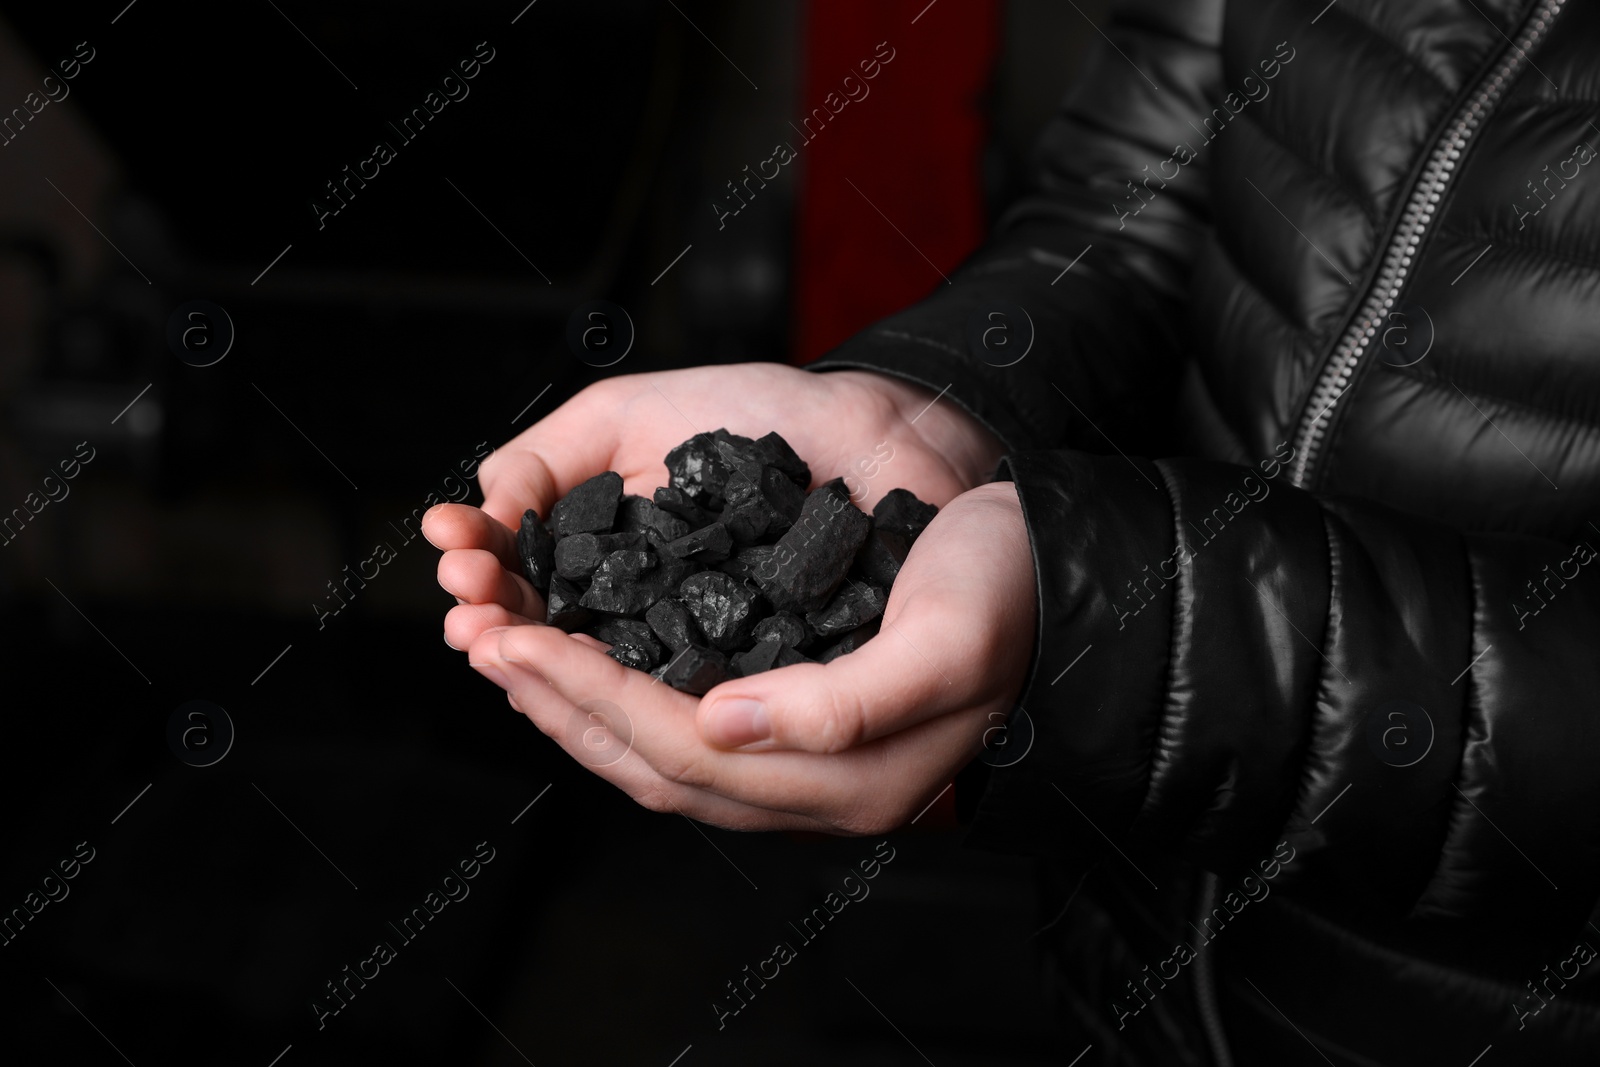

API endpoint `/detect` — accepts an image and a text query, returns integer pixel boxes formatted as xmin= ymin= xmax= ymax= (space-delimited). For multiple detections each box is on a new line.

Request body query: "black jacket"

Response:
xmin=814 ymin=0 xmax=1600 ymax=1063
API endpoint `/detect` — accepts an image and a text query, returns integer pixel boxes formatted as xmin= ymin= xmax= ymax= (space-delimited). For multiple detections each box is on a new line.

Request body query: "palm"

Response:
xmin=482 ymin=363 xmax=988 ymax=528
xmin=427 ymin=363 xmax=1003 ymax=648
xmin=454 ymin=481 xmax=1037 ymax=834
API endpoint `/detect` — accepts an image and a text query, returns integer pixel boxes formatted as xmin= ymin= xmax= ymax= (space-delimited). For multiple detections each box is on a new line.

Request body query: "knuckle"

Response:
xmin=477 ymin=448 xmax=506 ymax=486
xmin=655 ymin=749 xmax=714 ymax=791
xmin=632 ymin=782 xmax=678 ymax=815
xmin=572 ymin=376 xmax=626 ymax=415
xmin=808 ymin=691 xmax=867 ymax=754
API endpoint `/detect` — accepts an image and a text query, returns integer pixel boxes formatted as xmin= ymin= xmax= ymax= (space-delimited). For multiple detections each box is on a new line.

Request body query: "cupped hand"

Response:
xmin=424 ymin=363 xmax=1003 ymax=650
xmin=463 ymin=481 xmax=1036 ymax=834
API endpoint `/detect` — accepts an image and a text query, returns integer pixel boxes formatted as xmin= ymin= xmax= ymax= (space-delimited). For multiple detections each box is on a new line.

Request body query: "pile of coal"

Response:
xmin=515 ymin=429 xmax=937 ymax=695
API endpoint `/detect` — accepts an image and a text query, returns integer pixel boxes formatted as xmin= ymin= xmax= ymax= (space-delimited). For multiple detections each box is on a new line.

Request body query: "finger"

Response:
xmin=699 ymin=485 xmax=1030 ymax=753
xmin=446 ymin=602 xmax=534 ymax=650
xmin=569 ymin=632 xmax=609 ymax=653
xmin=437 ymin=548 xmax=545 ymax=619
xmin=485 ymin=626 xmax=922 ymax=821
xmin=478 ymin=393 xmax=622 ymax=529
xmin=696 ymin=584 xmax=982 ymax=753
xmin=423 ymin=503 xmax=520 ymax=570
xmin=466 ymin=626 xmax=829 ymax=831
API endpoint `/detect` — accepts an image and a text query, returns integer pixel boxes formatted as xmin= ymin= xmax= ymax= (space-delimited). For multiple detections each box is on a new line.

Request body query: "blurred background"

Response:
xmin=0 ymin=1 xmax=1106 ymax=1062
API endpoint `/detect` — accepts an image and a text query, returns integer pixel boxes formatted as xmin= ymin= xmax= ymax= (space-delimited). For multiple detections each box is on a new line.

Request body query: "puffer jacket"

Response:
xmin=812 ymin=0 xmax=1600 ymax=1063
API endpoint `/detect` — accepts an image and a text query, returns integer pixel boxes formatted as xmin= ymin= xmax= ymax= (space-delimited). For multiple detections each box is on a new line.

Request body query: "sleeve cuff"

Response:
xmin=959 ymin=449 xmax=1176 ymax=861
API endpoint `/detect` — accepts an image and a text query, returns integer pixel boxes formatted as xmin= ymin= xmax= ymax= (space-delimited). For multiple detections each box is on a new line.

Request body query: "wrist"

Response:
xmin=827 ymin=370 xmax=1006 ymax=490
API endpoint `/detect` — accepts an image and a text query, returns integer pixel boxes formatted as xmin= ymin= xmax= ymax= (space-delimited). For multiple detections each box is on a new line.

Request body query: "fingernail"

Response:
xmin=704 ymin=698 xmax=769 ymax=748
xmin=445 ymin=632 xmax=462 ymax=651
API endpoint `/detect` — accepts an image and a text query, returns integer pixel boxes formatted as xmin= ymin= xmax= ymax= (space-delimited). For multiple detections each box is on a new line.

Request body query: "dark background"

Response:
xmin=0 ymin=1 xmax=1105 ymax=1062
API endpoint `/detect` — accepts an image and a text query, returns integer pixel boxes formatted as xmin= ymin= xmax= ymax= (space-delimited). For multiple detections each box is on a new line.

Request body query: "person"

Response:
xmin=423 ymin=0 xmax=1600 ymax=1061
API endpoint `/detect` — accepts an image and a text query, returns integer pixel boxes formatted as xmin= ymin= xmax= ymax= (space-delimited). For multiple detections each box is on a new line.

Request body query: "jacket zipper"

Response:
xmin=1287 ymin=0 xmax=1566 ymax=488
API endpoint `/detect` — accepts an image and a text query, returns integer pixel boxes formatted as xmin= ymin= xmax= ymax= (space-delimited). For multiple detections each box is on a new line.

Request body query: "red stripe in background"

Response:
xmin=792 ymin=0 xmax=1002 ymax=366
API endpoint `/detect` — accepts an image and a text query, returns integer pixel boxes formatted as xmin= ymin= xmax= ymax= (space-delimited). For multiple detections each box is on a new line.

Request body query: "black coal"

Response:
xmin=515 ymin=430 xmax=935 ymax=694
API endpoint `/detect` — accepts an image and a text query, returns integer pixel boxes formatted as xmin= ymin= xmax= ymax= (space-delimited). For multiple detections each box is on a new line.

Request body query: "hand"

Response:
xmin=424 ymin=363 xmax=1004 ymax=650
xmin=463 ymin=481 xmax=1036 ymax=833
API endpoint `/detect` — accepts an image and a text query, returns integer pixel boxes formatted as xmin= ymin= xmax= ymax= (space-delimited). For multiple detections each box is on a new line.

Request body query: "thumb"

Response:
xmin=478 ymin=391 xmax=621 ymax=530
xmin=478 ymin=446 xmax=562 ymax=531
xmin=696 ymin=592 xmax=981 ymax=753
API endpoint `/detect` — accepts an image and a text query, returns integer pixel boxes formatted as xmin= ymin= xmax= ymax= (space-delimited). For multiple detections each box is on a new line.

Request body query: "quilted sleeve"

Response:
xmin=810 ymin=0 xmax=1226 ymax=453
xmin=978 ymin=447 xmax=1600 ymax=940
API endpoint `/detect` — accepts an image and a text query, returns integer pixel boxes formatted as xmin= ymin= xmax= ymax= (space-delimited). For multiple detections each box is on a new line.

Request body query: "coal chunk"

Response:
xmin=593 ymin=617 xmax=665 ymax=669
xmin=807 ymin=581 xmax=888 ymax=638
xmin=601 ymin=549 xmax=652 ymax=580
xmin=645 ymin=597 xmax=701 ymax=652
xmin=591 ymin=617 xmax=664 ymax=660
xmin=817 ymin=622 xmax=880 ymax=663
xmin=580 ymin=550 xmax=685 ymax=615
xmin=777 ymin=643 xmax=813 ymax=667
xmin=712 ymin=428 xmax=811 ymax=485
xmin=852 ymin=527 xmax=911 ymax=588
xmin=546 ymin=574 xmax=594 ymax=632
xmin=708 ymin=428 xmax=767 ymax=470
xmin=720 ymin=462 xmax=806 ymax=544
xmin=664 ymin=428 xmax=788 ymax=511
xmin=609 ymin=644 xmax=658 ymax=671
xmin=652 ymin=644 xmax=731 ymax=695
xmin=717 ymin=544 xmax=777 ymax=583
xmin=678 ymin=571 xmax=764 ymax=652
xmin=642 ymin=557 xmax=697 ymax=607
xmin=755 ymin=478 xmax=871 ymax=613
xmin=517 ymin=508 xmax=557 ymax=594
xmin=552 ymin=471 xmax=623 ymax=536
xmin=555 ymin=531 xmax=648 ymax=581
xmin=731 ymin=636 xmax=811 ymax=677
xmin=873 ymin=488 xmax=938 ymax=541
xmin=653 ymin=486 xmax=718 ymax=530
xmin=752 ymin=431 xmax=810 ymax=489
xmin=731 ymin=637 xmax=780 ymax=677
xmin=554 ymin=534 xmax=607 ymax=582
xmin=578 ymin=551 xmax=651 ymax=614
xmin=719 ymin=547 xmax=770 ymax=582
xmin=665 ymin=432 xmax=742 ymax=509
xmin=665 ymin=523 xmax=734 ymax=563
xmin=753 ymin=611 xmax=809 ymax=651
xmin=618 ymin=495 xmax=692 ymax=543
